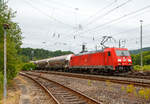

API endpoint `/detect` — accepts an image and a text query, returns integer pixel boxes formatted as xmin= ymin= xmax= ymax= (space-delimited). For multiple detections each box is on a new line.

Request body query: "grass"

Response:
xmin=0 ymin=73 xmax=3 ymax=101
xmin=0 ymin=90 xmax=20 ymax=104
xmin=88 ymin=80 xmax=92 ymax=86
xmin=0 ymin=90 xmax=2 ymax=101
xmin=133 ymin=65 xmax=150 ymax=71
xmin=121 ymin=84 xmax=150 ymax=100
xmin=0 ymin=78 xmax=21 ymax=104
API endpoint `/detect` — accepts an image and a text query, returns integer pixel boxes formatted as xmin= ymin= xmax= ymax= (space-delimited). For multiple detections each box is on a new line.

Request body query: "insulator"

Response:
xmin=93 ymin=37 xmax=95 ymax=41
xmin=58 ymin=34 xmax=60 ymax=38
xmin=53 ymin=33 xmax=55 ymax=37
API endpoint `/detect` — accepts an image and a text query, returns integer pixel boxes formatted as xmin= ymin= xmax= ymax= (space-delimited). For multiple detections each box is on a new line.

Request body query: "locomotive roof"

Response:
xmin=75 ymin=47 xmax=128 ymax=56
xmin=76 ymin=49 xmax=104 ymax=56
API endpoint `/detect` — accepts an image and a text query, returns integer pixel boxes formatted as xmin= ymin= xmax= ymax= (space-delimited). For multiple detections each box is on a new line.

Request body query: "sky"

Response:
xmin=8 ymin=0 xmax=150 ymax=53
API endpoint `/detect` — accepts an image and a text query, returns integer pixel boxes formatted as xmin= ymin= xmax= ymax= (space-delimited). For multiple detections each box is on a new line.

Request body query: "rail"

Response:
xmin=32 ymin=70 xmax=150 ymax=88
xmin=20 ymin=72 xmax=101 ymax=104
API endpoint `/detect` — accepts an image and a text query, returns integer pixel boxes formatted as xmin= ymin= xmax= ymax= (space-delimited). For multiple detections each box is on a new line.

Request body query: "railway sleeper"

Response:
xmin=63 ymin=95 xmax=78 ymax=98
xmin=65 ymin=100 xmax=86 ymax=104
xmin=54 ymin=92 xmax=70 ymax=95
xmin=65 ymin=98 xmax=82 ymax=101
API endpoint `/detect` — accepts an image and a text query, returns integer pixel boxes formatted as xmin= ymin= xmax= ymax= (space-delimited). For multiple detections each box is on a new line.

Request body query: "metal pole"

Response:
xmin=3 ymin=24 xmax=9 ymax=104
xmin=140 ymin=20 xmax=143 ymax=69
xmin=75 ymin=8 xmax=78 ymax=36
xmin=31 ymin=50 xmax=34 ymax=61
xmin=3 ymin=28 xmax=7 ymax=104
xmin=119 ymin=40 xmax=121 ymax=48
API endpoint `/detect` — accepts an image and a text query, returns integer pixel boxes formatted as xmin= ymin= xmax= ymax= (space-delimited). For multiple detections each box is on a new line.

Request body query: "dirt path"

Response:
xmin=0 ymin=76 xmax=32 ymax=104
xmin=0 ymin=75 xmax=51 ymax=104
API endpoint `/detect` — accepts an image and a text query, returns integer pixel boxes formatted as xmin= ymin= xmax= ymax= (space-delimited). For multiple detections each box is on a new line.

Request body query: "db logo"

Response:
xmin=85 ymin=59 xmax=87 ymax=62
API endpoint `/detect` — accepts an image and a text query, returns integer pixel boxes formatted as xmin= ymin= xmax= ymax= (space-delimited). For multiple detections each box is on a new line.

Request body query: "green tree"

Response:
xmin=18 ymin=48 xmax=74 ymax=61
xmin=0 ymin=3 xmax=22 ymax=98
xmin=131 ymin=51 xmax=150 ymax=65
xmin=144 ymin=55 xmax=150 ymax=65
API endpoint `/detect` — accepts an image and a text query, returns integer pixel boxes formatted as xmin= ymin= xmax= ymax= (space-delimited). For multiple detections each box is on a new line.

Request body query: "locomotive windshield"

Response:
xmin=116 ymin=50 xmax=130 ymax=56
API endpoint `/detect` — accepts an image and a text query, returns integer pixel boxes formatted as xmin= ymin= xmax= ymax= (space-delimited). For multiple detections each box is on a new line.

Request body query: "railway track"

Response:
xmin=113 ymin=71 xmax=150 ymax=80
xmin=20 ymin=72 xmax=101 ymax=104
xmin=31 ymin=70 xmax=150 ymax=88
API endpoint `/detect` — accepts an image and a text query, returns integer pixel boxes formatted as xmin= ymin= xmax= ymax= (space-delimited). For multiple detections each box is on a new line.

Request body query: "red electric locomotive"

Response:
xmin=70 ymin=47 xmax=132 ymax=72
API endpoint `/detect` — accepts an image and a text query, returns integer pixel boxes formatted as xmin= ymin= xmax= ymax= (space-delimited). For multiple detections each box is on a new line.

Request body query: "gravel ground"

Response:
xmin=19 ymin=75 xmax=54 ymax=104
xmin=1 ymin=75 xmax=54 ymax=104
xmin=29 ymin=72 xmax=150 ymax=104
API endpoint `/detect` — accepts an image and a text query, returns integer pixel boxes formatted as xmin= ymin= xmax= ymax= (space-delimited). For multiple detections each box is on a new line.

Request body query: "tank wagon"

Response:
xmin=47 ymin=54 xmax=74 ymax=69
xmin=33 ymin=47 xmax=132 ymax=73
xmin=34 ymin=54 xmax=74 ymax=70
xmin=33 ymin=59 xmax=49 ymax=69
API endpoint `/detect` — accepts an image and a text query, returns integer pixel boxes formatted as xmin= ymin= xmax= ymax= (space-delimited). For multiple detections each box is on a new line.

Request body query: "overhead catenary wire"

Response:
xmin=79 ymin=22 xmax=150 ymax=50
xmin=84 ymin=8 xmax=150 ymax=41
xmin=23 ymin=0 xmax=88 ymax=43
xmin=61 ymin=0 xmax=118 ymax=41
xmin=85 ymin=0 xmax=132 ymax=26
xmin=74 ymin=4 xmax=150 ymax=37
xmin=81 ymin=0 xmax=118 ymax=24
xmin=61 ymin=20 xmax=150 ymax=44
xmin=31 ymin=0 xmax=134 ymax=41
xmin=66 ymin=7 xmax=149 ymax=40
xmin=72 ymin=0 xmax=131 ymax=38
xmin=95 ymin=23 xmax=150 ymax=40
xmin=23 ymin=0 xmax=74 ymax=28
xmin=21 ymin=0 xmax=150 ymax=52
xmin=59 ymin=0 xmax=120 ymax=39
xmin=50 ymin=19 xmax=150 ymax=49
xmin=43 ymin=0 xmax=75 ymax=10
xmin=33 ymin=0 xmax=85 ymax=16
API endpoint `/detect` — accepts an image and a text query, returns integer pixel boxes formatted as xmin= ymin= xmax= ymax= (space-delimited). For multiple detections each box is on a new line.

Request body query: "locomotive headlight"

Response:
xmin=128 ymin=59 xmax=131 ymax=62
xmin=118 ymin=59 xmax=121 ymax=62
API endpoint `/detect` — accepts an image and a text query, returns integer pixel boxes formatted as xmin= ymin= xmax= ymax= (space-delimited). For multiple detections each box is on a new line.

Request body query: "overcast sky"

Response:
xmin=8 ymin=0 xmax=150 ymax=53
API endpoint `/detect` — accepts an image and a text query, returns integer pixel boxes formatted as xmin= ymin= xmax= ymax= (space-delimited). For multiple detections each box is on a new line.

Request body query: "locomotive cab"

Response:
xmin=103 ymin=48 xmax=132 ymax=72
xmin=114 ymin=48 xmax=132 ymax=72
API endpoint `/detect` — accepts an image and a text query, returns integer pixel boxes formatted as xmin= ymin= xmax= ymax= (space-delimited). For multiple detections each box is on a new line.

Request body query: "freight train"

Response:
xmin=33 ymin=47 xmax=132 ymax=73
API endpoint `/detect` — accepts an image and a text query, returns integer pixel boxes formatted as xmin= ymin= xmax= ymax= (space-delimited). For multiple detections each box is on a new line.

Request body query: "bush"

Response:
xmin=22 ymin=63 xmax=36 ymax=71
xmin=131 ymin=51 xmax=150 ymax=65
xmin=133 ymin=65 xmax=142 ymax=71
xmin=143 ymin=65 xmax=150 ymax=71
xmin=133 ymin=65 xmax=150 ymax=71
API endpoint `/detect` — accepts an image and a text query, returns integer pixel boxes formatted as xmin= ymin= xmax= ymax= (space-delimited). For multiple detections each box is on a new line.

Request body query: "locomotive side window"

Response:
xmin=108 ymin=51 xmax=111 ymax=56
